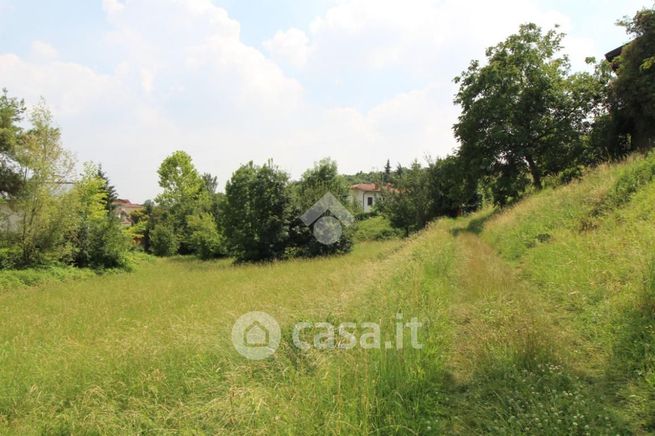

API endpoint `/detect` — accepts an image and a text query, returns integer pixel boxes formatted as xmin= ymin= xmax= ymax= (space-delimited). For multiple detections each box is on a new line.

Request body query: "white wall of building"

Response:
xmin=350 ymin=189 xmax=379 ymax=213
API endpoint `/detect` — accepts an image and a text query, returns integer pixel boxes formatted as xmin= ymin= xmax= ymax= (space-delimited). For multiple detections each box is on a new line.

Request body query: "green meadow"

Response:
xmin=2 ymin=153 xmax=655 ymax=434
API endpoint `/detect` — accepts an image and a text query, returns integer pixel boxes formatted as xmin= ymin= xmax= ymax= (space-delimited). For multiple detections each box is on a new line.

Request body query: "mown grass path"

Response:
xmin=447 ymin=230 xmax=556 ymax=380
xmin=420 ymin=222 xmax=624 ymax=434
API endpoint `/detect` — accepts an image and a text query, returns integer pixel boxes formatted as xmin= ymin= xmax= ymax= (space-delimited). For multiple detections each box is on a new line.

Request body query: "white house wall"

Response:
xmin=350 ymin=190 xmax=379 ymax=213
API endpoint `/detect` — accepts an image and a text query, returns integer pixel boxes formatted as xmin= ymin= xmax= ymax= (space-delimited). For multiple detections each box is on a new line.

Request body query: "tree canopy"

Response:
xmin=454 ymin=24 xmax=593 ymax=204
xmin=0 ymin=90 xmax=26 ymax=199
xmin=610 ymin=8 xmax=655 ymax=150
xmin=221 ymin=161 xmax=291 ymax=262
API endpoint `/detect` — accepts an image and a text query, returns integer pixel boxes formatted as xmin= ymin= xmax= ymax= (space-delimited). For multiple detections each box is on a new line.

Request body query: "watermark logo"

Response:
xmin=231 ymin=311 xmax=424 ymax=360
xmin=231 ymin=311 xmax=281 ymax=360
xmin=300 ymin=192 xmax=354 ymax=245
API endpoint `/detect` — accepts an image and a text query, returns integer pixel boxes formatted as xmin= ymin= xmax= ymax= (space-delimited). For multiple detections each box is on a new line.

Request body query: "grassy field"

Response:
xmin=1 ymin=154 xmax=655 ymax=434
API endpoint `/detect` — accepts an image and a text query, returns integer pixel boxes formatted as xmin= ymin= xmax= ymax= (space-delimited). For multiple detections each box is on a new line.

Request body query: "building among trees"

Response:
xmin=112 ymin=199 xmax=143 ymax=226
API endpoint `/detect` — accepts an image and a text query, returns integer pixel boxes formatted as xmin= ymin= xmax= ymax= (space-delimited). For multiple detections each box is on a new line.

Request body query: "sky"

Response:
xmin=0 ymin=0 xmax=651 ymax=202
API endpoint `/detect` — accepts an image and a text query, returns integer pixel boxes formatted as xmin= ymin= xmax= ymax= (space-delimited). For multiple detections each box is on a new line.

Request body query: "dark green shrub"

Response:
xmin=221 ymin=162 xmax=292 ymax=262
xmin=287 ymin=214 xmax=353 ymax=258
xmin=150 ymin=224 xmax=179 ymax=257
xmin=0 ymin=246 xmax=19 ymax=269
xmin=88 ymin=218 xmax=130 ymax=269
xmin=187 ymin=212 xmax=225 ymax=260
xmin=72 ymin=214 xmax=130 ymax=269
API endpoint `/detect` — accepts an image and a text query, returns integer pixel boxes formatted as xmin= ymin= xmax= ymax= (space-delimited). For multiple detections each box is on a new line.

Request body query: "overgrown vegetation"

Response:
xmin=2 ymin=8 xmax=652 ymax=268
xmin=2 ymin=153 xmax=655 ymax=433
xmin=0 ymin=95 xmax=130 ymax=271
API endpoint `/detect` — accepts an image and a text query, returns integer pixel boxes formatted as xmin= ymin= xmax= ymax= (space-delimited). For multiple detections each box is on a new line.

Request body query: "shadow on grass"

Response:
xmin=603 ymin=263 xmax=655 ymax=432
xmin=450 ymin=208 xmax=498 ymax=237
xmin=366 ymin=343 xmax=630 ymax=434
xmin=442 ymin=357 xmax=629 ymax=434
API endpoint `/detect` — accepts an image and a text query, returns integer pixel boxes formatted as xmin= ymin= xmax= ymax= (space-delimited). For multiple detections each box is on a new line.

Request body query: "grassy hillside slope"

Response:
xmin=1 ymin=154 xmax=654 ymax=434
xmin=477 ymin=152 xmax=655 ymax=433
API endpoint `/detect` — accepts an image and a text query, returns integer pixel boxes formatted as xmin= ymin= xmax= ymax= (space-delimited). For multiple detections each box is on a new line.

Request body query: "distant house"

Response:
xmin=605 ymin=44 xmax=627 ymax=71
xmin=112 ymin=199 xmax=143 ymax=226
xmin=350 ymin=183 xmax=385 ymax=213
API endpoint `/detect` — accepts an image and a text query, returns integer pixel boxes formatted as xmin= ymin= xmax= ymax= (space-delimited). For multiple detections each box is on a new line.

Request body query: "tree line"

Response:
xmin=0 ymin=108 xmax=357 ymax=267
xmin=136 ymin=153 xmax=353 ymax=263
xmin=1 ymin=7 xmax=652 ymax=268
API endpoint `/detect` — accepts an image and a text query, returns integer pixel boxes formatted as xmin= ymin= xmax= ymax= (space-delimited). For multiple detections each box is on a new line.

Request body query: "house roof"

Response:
xmin=350 ymin=183 xmax=398 ymax=193
xmin=351 ymin=183 xmax=380 ymax=192
xmin=605 ymin=45 xmax=624 ymax=63
xmin=605 ymin=40 xmax=638 ymax=71
xmin=112 ymin=199 xmax=143 ymax=208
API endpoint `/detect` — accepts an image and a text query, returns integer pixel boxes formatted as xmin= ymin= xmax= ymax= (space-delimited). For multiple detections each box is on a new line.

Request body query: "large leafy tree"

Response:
xmin=221 ymin=161 xmax=291 ymax=262
xmin=12 ymin=102 xmax=77 ymax=266
xmin=295 ymin=158 xmax=350 ymax=210
xmin=380 ymin=161 xmax=431 ymax=236
xmin=155 ymin=151 xmax=208 ymax=253
xmin=157 ymin=151 xmax=206 ymax=208
xmin=454 ymin=24 xmax=590 ymax=205
xmin=289 ymin=158 xmax=353 ymax=257
xmin=426 ymin=155 xmax=480 ymax=218
xmin=609 ymin=7 xmax=655 ymax=150
xmin=0 ymin=89 xmax=26 ymax=199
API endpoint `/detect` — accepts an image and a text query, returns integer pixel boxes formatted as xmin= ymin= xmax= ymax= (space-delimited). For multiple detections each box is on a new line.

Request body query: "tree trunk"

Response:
xmin=525 ymin=155 xmax=542 ymax=190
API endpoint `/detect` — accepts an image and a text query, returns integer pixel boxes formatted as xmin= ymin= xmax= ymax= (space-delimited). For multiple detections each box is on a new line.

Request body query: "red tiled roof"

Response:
xmin=350 ymin=183 xmax=380 ymax=192
xmin=112 ymin=199 xmax=143 ymax=208
xmin=350 ymin=183 xmax=398 ymax=193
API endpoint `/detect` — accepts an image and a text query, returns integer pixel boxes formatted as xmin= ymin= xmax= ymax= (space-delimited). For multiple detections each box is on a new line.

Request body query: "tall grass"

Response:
xmin=480 ymin=151 xmax=655 ymax=433
xmin=2 ymin=153 xmax=655 ymax=434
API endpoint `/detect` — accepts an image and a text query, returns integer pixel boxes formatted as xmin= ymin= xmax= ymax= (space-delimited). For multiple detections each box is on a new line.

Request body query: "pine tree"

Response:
xmin=395 ymin=163 xmax=404 ymax=179
xmin=383 ymin=159 xmax=392 ymax=183
xmin=96 ymin=165 xmax=118 ymax=212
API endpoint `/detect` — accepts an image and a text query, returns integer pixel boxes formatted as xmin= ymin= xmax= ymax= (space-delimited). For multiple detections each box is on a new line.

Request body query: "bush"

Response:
xmin=73 ymin=217 xmax=130 ymax=269
xmin=287 ymin=214 xmax=354 ymax=258
xmin=70 ymin=164 xmax=131 ymax=269
xmin=90 ymin=218 xmax=131 ymax=269
xmin=354 ymin=216 xmax=402 ymax=241
xmin=187 ymin=212 xmax=225 ymax=260
xmin=221 ymin=162 xmax=291 ymax=262
xmin=150 ymin=224 xmax=179 ymax=257
xmin=0 ymin=246 xmax=20 ymax=269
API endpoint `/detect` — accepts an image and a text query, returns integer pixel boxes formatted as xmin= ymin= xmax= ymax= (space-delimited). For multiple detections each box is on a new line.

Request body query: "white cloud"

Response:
xmin=299 ymin=0 xmax=591 ymax=77
xmin=0 ymin=0 xmax=308 ymax=201
xmin=0 ymin=0 xmax=630 ymax=201
xmin=30 ymin=41 xmax=59 ymax=61
xmin=0 ymin=52 xmax=123 ymax=116
xmin=101 ymin=0 xmax=124 ymax=15
xmin=263 ymin=28 xmax=312 ymax=68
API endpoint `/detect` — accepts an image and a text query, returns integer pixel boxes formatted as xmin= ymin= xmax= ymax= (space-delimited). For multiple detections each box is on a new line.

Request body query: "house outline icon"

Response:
xmin=243 ymin=320 xmax=270 ymax=347
xmin=299 ymin=192 xmax=355 ymax=245
xmin=300 ymin=192 xmax=354 ymax=228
